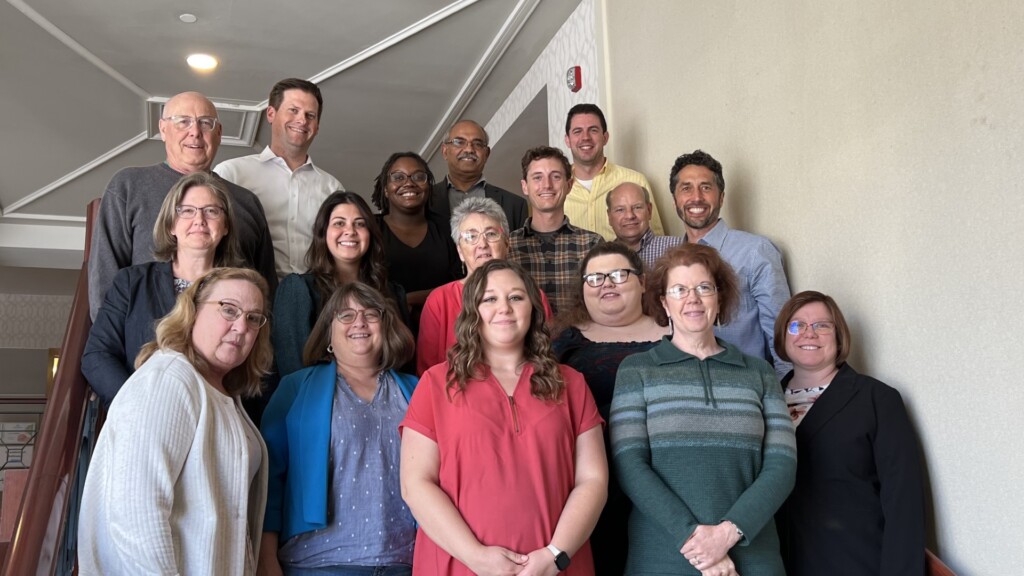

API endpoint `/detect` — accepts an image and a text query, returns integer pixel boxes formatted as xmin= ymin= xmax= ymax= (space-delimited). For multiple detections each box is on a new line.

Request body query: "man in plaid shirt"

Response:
xmin=510 ymin=146 xmax=602 ymax=314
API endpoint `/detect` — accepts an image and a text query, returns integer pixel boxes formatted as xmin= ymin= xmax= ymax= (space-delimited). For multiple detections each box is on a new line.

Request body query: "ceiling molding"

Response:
xmin=2 ymin=132 xmax=147 ymax=219
xmin=146 ymin=97 xmax=263 ymax=148
xmin=298 ymin=0 xmax=483 ymax=102
xmin=420 ymin=0 xmax=542 ymax=161
xmin=7 ymin=0 xmax=150 ymax=100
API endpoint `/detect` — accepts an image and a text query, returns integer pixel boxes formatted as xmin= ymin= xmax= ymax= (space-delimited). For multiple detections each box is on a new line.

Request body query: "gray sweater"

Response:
xmin=88 ymin=163 xmax=276 ymax=318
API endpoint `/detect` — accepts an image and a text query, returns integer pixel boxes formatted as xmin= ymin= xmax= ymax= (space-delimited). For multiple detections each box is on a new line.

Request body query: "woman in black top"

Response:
xmin=371 ymin=152 xmax=460 ymax=329
xmin=551 ymin=242 xmax=669 ymax=576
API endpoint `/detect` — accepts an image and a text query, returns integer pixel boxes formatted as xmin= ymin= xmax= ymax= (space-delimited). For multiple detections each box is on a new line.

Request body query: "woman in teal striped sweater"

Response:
xmin=610 ymin=244 xmax=796 ymax=576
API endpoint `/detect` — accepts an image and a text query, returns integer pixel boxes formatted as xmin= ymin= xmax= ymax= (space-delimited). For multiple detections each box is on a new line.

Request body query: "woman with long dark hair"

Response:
xmin=272 ymin=191 xmax=409 ymax=378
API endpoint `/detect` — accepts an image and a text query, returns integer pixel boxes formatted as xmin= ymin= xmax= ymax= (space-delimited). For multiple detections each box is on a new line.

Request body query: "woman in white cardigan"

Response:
xmin=79 ymin=267 xmax=274 ymax=576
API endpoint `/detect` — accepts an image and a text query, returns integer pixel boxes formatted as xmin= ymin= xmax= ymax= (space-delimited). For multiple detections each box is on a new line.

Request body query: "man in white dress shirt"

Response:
xmin=215 ymin=78 xmax=343 ymax=279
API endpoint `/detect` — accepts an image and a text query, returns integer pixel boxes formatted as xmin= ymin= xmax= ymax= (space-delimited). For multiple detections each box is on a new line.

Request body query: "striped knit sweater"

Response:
xmin=610 ymin=337 xmax=796 ymax=575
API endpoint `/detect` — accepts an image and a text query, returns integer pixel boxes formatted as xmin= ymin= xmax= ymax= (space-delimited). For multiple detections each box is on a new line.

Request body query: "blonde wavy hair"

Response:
xmin=136 ymin=267 xmax=272 ymax=397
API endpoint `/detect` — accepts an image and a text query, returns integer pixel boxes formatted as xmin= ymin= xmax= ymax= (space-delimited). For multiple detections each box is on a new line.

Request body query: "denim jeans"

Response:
xmin=283 ymin=564 xmax=412 ymax=576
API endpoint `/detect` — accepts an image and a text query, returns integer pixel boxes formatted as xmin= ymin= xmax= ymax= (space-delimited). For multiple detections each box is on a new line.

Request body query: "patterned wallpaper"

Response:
xmin=0 ymin=293 xmax=72 ymax=349
xmin=487 ymin=0 xmax=600 ymax=153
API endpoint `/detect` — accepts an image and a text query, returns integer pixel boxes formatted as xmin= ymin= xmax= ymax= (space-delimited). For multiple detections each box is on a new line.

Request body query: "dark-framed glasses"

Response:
xmin=665 ymin=283 xmax=717 ymax=299
xmin=176 ymin=204 xmax=225 ymax=220
xmin=787 ymin=321 xmax=835 ymax=336
xmin=583 ymin=268 xmax=640 ymax=288
xmin=459 ymin=229 xmax=504 ymax=245
xmin=163 ymin=115 xmax=219 ymax=132
xmin=203 ymin=301 xmax=268 ymax=329
xmin=444 ymin=137 xmax=488 ymax=150
xmin=335 ymin=308 xmax=383 ymax=324
xmin=388 ymin=171 xmax=429 ymax=185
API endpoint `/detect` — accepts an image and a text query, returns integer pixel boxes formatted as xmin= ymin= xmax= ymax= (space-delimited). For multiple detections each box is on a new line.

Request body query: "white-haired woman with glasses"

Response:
xmin=79 ymin=267 xmax=273 ymax=575
xmin=550 ymin=242 xmax=669 ymax=576
xmin=416 ymin=196 xmax=550 ymax=374
xmin=83 ymin=171 xmax=243 ymax=406
xmin=773 ymin=291 xmax=924 ymax=576
xmin=610 ymin=244 xmax=796 ymax=576
xmin=371 ymin=152 xmax=461 ymax=324
xmin=260 ymin=282 xmax=418 ymax=576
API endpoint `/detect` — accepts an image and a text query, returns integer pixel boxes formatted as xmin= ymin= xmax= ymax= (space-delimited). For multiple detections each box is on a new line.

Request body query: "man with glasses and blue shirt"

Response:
xmin=671 ymin=149 xmax=793 ymax=379
xmin=215 ymin=78 xmax=342 ymax=280
xmin=88 ymin=91 xmax=275 ymax=320
xmin=428 ymin=119 xmax=528 ymax=232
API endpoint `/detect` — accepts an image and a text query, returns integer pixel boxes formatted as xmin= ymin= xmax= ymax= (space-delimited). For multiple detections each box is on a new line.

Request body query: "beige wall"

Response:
xmin=600 ymin=1 xmax=1023 ymax=573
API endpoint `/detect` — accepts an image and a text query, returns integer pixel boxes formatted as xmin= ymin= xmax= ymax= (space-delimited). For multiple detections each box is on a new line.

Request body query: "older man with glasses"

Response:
xmin=88 ymin=91 xmax=276 ymax=321
xmin=427 ymin=119 xmax=528 ymax=232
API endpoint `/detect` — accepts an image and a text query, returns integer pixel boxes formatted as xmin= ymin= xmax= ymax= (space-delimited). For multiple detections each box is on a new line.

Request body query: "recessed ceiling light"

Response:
xmin=187 ymin=53 xmax=218 ymax=71
xmin=179 ymin=13 xmax=197 ymax=24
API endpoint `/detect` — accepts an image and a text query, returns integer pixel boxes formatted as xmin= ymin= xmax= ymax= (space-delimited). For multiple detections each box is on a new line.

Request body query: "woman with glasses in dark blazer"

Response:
xmin=773 ymin=290 xmax=925 ymax=576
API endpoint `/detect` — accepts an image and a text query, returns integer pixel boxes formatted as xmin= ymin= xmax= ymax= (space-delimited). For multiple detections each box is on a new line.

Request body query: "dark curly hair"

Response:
xmin=446 ymin=259 xmax=564 ymax=402
xmin=669 ymin=149 xmax=725 ymax=195
xmin=370 ymin=152 xmax=435 ymax=215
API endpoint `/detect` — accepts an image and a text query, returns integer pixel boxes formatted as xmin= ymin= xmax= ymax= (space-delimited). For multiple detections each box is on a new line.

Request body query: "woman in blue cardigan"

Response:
xmin=260 ymin=282 xmax=417 ymax=576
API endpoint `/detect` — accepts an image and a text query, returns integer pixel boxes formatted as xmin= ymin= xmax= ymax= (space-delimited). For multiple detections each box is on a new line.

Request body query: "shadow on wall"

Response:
xmin=487 ymin=87 xmax=549 ymax=195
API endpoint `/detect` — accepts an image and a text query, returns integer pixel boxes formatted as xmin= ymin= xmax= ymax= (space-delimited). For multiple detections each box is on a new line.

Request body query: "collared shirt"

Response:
xmin=509 ymin=217 xmax=603 ymax=314
xmin=446 ymin=176 xmax=488 ymax=213
xmin=689 ymin=219 xmax=793 ymax=379
xmin=634 ymin=228 xmax=685 ymax=270
xmin=214 ymin=146 xmax=343 ymax=279
xmin=567 ymin=159 xmax=665 ymax=241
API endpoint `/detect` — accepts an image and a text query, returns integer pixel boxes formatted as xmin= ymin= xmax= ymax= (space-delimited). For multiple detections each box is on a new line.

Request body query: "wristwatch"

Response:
xmin=546 ymin=544 xmax=571 ymax=571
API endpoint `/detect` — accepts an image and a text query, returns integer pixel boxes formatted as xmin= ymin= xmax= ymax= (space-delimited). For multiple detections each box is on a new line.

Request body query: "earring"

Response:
xmin=715 ymin=314 xmax=721 ymax=327
xmin=327 ymin=344 xmax=334 ymax=354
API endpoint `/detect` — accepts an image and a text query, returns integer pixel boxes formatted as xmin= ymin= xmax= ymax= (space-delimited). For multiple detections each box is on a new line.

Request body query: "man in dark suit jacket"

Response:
xmin=428 ymin=120 xmax=528 ymax=232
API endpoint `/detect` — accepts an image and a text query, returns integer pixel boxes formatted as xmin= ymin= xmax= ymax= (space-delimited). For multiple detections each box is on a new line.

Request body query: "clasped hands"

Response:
xmin=468 ymin=544 xmax=561 ymax=576
xmin=680 ymin=522 xmax=742 ymax=576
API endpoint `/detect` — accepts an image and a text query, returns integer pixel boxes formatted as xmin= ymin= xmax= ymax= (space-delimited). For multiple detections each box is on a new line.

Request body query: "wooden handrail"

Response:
xmin=927 ymin=549 xmax=957 ymax=576
xmin=2 ymin=199 xmax=100 ymax=575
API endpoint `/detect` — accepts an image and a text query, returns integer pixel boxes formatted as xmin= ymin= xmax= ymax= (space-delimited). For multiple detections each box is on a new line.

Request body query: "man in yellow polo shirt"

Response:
xmin=563 ymin=103 xmax=664 ymax=240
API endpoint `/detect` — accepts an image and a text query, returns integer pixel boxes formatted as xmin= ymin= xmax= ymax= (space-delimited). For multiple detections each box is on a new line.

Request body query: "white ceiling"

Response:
xmin=0 ymin=0 xmax=581 ymax=271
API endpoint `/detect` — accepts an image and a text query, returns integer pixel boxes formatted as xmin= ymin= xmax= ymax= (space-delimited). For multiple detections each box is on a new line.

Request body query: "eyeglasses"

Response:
xmin=459 ymin=229 xmax=504 ymax=245
xmin=582 ymin=268 xmax=640 ymax=288
xmin=787 ymin=321 xmax=836 ymax=336
xmin=176 ymin=205 xmax=226 ymax=220
xmin=162 ymin=115 xmax=219 ymax=132
xmin=665 ymin=283 xmax=717 ymax=299
xmin=335 ymin=308 xmax=383 ymax=324
xmin=202 ymin=301 xmax=268 ymax=329
xmin=444 ymin=137 xmax=488 ymax=150
xmin=388 ymin=171 xmax=429 ymax=185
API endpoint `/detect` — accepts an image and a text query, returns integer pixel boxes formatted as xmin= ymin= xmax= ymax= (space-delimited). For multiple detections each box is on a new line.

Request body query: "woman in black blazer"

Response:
xmin=773 ymin=291 xmax=925 ymax=576
xmin=82 ymin=172 xmax=242 ymax=406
